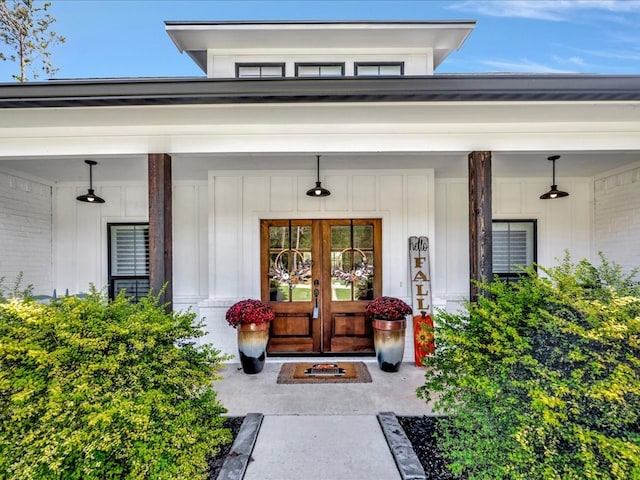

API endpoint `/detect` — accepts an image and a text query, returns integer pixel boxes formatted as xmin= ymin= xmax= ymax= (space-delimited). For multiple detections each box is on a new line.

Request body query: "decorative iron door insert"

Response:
xmin=261 ymin=219 xmax=381 ymax=354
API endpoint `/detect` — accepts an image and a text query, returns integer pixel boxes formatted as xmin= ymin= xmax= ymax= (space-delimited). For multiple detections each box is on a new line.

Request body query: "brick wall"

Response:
xmin=0 ymin=171 xmax=53 ymax=295
xmin=594 ymin=165 xmax=640 ymax=273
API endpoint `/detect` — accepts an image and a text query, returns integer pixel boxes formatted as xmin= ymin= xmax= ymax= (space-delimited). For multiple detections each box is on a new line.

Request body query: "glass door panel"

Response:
xmin=268 ymin=224 xmax=312 ymax=302
xmin=330 ymin=223 xmax=374 ymax=301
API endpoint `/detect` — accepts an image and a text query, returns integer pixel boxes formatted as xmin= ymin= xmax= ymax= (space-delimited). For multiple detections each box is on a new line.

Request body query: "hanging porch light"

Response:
xmin=306 ymin=155 xmax=331 ymax=197
xmin=76 ymin=159 xmax=106 ymax=203
xmin=540 ymin=155 xmax=569 ymax=200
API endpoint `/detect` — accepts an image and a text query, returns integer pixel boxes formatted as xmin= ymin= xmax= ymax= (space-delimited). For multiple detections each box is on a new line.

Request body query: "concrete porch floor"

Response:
xmin=215 ymin=359 xmax=435 ymax=416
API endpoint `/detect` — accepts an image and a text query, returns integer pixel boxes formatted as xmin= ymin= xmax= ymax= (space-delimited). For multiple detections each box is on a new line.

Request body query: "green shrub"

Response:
xmin=0 ymin=290 xmax=231 ymax=479
xmin=0 ymin=272 xmax=32 ymax=302
xmin=418 ymin=254 xmax=640 ymax=479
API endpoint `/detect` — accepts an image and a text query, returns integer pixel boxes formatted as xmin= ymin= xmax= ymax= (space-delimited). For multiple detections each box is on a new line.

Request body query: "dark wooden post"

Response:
xmin=468 ymin=151 xmax=492 ymax=301
xmin=148 ymin=153 xmax=173 ymax=311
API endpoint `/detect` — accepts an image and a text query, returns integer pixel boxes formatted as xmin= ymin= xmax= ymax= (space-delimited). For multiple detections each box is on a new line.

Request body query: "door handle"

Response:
xmin=313 ymin=286 xmax=319 ymax=318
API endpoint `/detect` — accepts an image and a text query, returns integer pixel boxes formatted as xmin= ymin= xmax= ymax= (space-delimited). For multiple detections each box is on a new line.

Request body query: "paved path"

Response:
xmin=243 ymin=415 xmax=401 ymax=480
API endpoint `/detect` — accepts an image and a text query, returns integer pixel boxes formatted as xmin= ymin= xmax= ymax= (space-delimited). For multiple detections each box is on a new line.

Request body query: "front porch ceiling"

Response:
xmin=0 ymin=151 xmax=638 ymax=184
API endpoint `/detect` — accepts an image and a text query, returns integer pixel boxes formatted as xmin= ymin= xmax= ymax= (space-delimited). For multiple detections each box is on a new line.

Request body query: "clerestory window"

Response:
xmin=355 ymin=63 xmax=404 ymax=76
xmin=295 ymin=63 xmax=344 ymax=77
xmin=236 ymin=63 xmax=285 ymax=78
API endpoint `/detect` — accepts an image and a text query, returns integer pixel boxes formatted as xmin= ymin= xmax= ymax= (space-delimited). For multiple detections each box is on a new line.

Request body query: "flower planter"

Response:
xmin=372 ymin=318 xmax=406 ymax=372
xmin=237 ymin=322 xmax=270 ymax=374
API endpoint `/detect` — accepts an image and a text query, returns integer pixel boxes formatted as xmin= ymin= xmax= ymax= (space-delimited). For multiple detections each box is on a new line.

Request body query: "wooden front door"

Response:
xmin=261 ymin=219 xmax=381 ymax=355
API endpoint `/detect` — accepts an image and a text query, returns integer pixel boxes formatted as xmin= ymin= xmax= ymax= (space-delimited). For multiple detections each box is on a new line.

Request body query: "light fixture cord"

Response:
xmin=316 ymin=155 xmax=321 ymax=182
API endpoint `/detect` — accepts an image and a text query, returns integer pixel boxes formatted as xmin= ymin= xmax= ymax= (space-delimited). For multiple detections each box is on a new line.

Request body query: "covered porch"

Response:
xmin=1 ymin=76 xmax=639 ymax=361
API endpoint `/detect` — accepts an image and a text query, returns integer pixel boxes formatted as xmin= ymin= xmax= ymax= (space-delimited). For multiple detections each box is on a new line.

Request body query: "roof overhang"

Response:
xmin=1 ymin=74 xmax=639 ymax=109
xmin=164 ymin=20 xmax=477 ymax=73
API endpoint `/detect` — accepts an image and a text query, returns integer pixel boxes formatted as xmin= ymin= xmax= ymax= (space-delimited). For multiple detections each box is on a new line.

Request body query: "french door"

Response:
xmin=260 ymin=219 xmax=382 ymax=355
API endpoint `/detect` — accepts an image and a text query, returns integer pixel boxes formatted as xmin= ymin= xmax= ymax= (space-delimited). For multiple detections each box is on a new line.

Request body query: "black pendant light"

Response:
xmin=306 ymin=155 xmax=331 ymax=197
xmin=540 ymin=155 xmax=569 ymax=200
xmin=76 ymin=159 xmax=105 ymax=203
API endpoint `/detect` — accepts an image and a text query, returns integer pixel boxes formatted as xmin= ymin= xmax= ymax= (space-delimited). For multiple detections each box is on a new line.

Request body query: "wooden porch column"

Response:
xmin=468 ymin=151 xmax=492 ymax=301
xmin=148 ymin=153 xmax=173 ymax=311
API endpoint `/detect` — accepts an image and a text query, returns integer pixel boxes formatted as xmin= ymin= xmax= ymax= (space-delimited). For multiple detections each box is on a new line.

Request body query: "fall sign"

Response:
xmin=409 ymin=236 xmax=435 ymax=365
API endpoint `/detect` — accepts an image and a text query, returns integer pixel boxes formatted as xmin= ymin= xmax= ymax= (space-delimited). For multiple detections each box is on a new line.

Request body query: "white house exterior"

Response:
xmin=1 ymin=21 xmax=639 ymax=361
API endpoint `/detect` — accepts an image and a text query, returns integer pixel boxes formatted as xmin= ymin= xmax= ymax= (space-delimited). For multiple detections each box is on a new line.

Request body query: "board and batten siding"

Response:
xmin=199 ymin=168 xmax=435 ymax=359
xmin=0 ymin=170 xmax=52 ymax=295
xmin=53 ymin=180 xmax=209 ymax=312
xmin=45 ymin=168 xmax=601 ymax=362
xmin=594 ymin=163 xmax=640 ymax=273
xmin=434 ymin=176 xmax=593 ymax=312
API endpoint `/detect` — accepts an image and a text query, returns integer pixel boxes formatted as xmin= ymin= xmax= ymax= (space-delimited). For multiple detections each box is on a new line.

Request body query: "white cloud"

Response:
xmin=480 ymin=58 xmax=577 ymax=73
xmin=449 ymin=0 xmax=640 ymax=21
xmin=552 ymin=55 xmax=587 ymax=67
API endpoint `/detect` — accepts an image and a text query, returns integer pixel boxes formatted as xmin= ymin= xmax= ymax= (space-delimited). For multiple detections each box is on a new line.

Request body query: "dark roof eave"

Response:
xmin=1 ymin=75 xmax=639 ymax=108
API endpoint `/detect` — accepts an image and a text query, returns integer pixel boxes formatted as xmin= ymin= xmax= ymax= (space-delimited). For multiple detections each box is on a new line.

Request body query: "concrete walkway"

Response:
xmin=243 ymin=415 xmax=401 ymax=480
xmin=215 ymin=360 xmax=435 ymax=480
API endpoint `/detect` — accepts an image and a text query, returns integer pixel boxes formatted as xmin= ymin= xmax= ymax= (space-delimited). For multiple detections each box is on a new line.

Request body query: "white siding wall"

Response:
xmin=53 ymin=181 xmax=209 ymax=311
xmin=47 ymin=170 xmax=605 ymax=362
xmin=435 ymin=176 xmax=594 ymax=312
xmin=594 ymin=163 xmax=640 ymax=273
xmin=199 ymin=168 xmax=435 ymax=359
xmin=54 ymin=182 xmax=147 ymax=295
xmin=0 ymin=170 xmax=52 ymax=295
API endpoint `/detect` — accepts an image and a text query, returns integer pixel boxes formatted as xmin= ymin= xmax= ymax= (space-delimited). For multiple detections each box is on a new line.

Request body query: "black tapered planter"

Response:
xmin=372 ymin=318 xmax=406 ymax=372
xmin=237 ymin=322 xmax=269 ymax=374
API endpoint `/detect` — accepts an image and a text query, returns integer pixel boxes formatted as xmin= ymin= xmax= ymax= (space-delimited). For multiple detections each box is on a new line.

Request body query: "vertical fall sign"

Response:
xmin=409 ymin=236 xmax=435 ymax=366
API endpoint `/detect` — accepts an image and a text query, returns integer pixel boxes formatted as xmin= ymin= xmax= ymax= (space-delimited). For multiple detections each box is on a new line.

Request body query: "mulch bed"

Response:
xmin=207 ymin=416 xmax=245 ymax=479
xmin=397 ymin=415 xmax=464 ymax=480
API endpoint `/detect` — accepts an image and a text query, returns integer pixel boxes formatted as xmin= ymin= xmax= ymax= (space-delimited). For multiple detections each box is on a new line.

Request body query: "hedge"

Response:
xmin=0 ymin=287 xmax=230 ymax=479
xmin=419 ymin=255 xmax=640 ymax=479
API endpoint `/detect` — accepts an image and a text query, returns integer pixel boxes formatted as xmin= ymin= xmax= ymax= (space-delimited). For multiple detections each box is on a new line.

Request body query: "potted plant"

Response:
xmin=226 ymin=299 xmax=275 ymax=374
xmin=365 ymin=296 xmax=412 ymax=372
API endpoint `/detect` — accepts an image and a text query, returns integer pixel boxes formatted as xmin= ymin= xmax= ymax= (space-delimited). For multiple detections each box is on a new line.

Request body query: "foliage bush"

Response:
xmin=0 ymin=288 xmax=231 ymax=480
xmin=418 ymin=254 xmax=640 ymax=480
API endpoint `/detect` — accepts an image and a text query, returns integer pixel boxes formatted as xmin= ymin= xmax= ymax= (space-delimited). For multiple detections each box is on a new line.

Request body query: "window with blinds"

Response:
xmin=492 ymin=220 xmax=537 ymax=281
xmin=108 ymin=223 xmax=149 ymax=302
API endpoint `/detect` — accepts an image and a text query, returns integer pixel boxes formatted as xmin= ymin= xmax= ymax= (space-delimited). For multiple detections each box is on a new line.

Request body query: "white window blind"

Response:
xmin=492 ymin=221 xmax=536 ymax=275
xmin=110 ymin=225 xmax=149 ymax=276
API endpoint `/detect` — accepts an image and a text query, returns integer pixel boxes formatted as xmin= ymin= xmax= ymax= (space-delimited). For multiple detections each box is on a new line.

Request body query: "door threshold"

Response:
xmin=266 ymin=355 xmax=376 ymax=364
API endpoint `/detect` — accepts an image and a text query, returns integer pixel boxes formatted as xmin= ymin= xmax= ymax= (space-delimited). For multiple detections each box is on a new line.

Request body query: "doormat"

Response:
xmin=276 ymin=362 xmax=372 ymax=384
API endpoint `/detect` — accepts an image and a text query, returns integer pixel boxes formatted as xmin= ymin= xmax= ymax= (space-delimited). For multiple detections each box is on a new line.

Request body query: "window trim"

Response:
xmin=354 ymin=62 xmax=405 ymax=77
xmin=107 ymin=222 xmax=150 ymax=301
xmin=235 ymin=63 xmax=285 ymax=78
xmin=492 ymin=219 xmax=538 ymax=281
xmin=294 ymin=62 xmax=345 ymax=78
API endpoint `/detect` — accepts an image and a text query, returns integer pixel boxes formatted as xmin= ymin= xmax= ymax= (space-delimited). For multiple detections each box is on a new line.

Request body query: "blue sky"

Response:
xmin=2 ymin=0 xmax=640 ymax=81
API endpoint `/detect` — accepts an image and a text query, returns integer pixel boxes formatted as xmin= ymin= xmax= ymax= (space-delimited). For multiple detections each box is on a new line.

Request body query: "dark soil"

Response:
xmin=397 ymin=415 xmax=464 ymax=480
xmin=207 ymin=416 xmax=245 ymax=479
